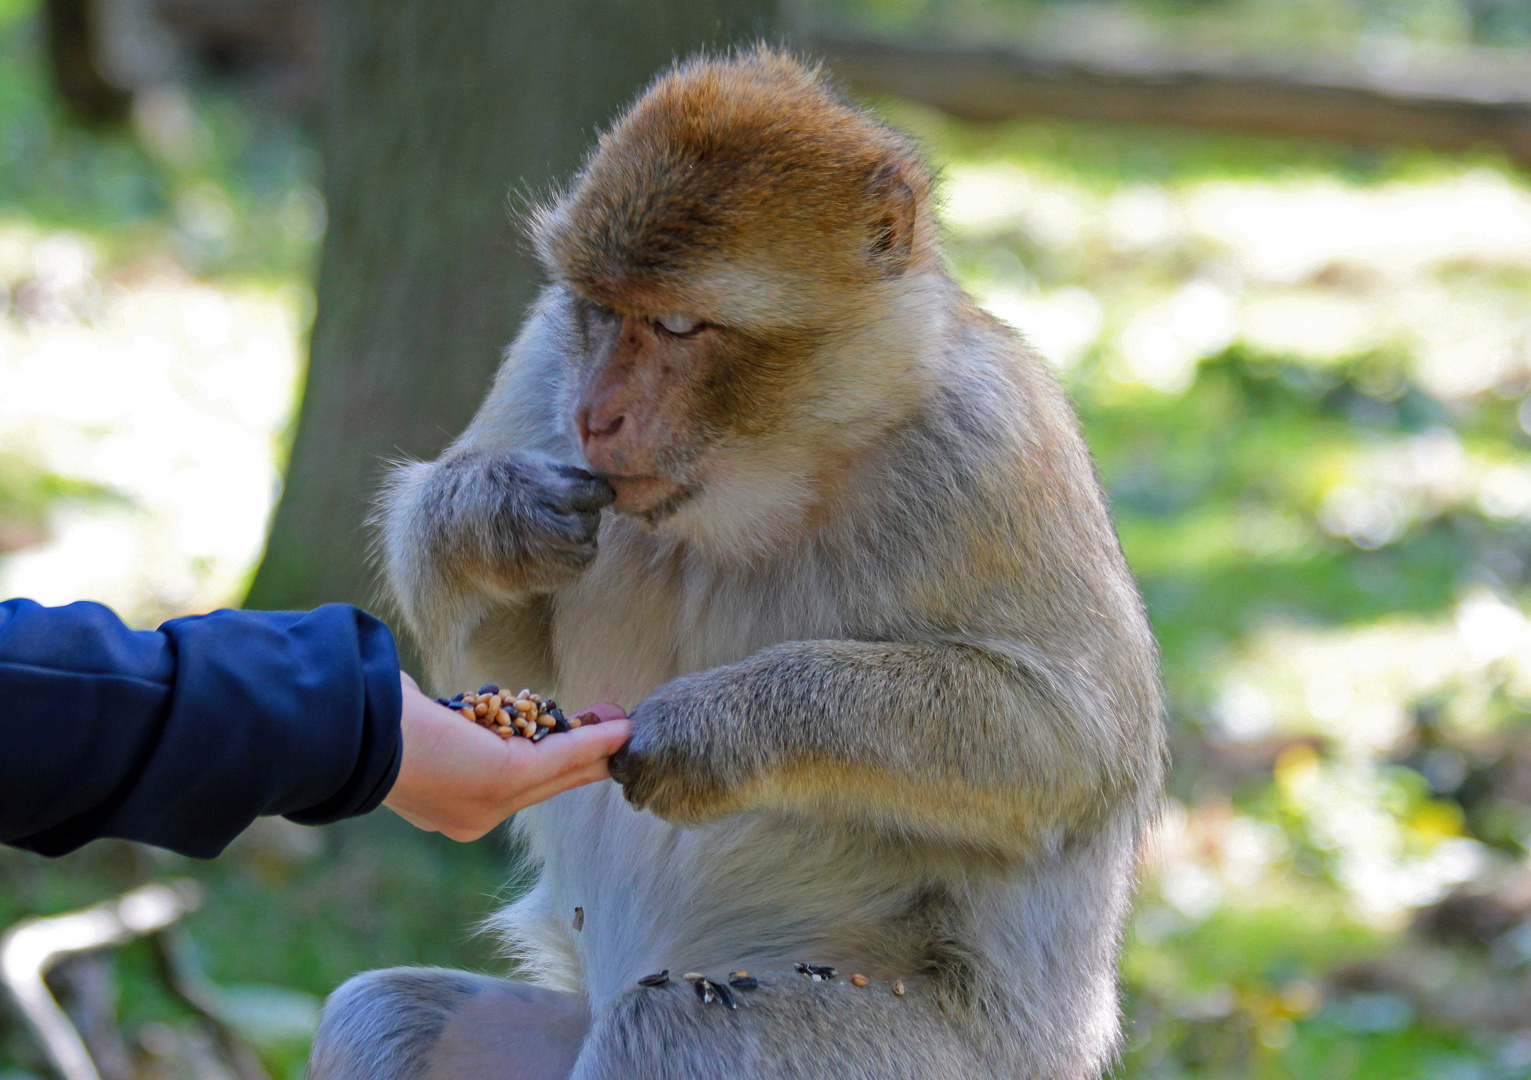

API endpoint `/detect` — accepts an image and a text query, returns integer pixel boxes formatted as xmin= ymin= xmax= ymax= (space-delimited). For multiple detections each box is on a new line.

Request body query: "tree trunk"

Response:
xmin=245 ymin=1 xmax=776 ymax=627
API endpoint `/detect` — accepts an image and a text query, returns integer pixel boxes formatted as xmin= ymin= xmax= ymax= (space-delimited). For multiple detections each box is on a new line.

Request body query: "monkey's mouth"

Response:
xmin=607 ymin=474 xmax=698 ymax=523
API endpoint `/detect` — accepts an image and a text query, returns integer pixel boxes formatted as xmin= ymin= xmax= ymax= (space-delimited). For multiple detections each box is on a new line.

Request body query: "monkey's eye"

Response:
xmin=654 ymin=313 xmax=702 ymax=337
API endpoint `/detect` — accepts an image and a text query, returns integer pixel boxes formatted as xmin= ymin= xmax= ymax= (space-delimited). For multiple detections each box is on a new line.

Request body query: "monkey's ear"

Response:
xmin=866 ymin=160 xmax=918 ymax=276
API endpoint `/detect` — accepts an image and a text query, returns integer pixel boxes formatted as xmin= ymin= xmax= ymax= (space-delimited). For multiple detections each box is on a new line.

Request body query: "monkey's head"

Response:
xmin=532 ymin=48 xmax=942 ymax=545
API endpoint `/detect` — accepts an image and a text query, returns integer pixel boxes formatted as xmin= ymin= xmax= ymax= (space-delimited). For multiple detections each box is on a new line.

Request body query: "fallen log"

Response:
xmin=808 ymin=31 xmax=1531 ymax=166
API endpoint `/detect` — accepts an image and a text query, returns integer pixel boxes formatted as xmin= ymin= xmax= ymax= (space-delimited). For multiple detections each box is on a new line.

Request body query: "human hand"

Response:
xmin=383 ymin=672 xmax=631 ymax=841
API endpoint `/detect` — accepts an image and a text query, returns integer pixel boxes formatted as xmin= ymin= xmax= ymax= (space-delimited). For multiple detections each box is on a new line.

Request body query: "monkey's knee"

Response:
xmin=308 ymin=967 xmax=483 ymax=1080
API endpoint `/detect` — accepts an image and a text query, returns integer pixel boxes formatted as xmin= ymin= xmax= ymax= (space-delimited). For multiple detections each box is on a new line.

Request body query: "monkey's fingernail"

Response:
xmin=608 ymin=741 xmax=634 ymax=781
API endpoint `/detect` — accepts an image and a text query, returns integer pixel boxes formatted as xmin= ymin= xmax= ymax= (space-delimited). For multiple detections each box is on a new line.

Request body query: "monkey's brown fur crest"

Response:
xmin=332 ymin=47 xmax=1167 ymax=1080
xmin=535 ymin=48 xmax=936 ymax=315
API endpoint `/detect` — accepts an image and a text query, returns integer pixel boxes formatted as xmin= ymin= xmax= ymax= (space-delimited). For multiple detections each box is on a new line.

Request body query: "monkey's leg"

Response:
xmin=309 ymin=968 xmax=587 ymax=1080
xmin=571 ymin=972 xmax=999 ymax=1080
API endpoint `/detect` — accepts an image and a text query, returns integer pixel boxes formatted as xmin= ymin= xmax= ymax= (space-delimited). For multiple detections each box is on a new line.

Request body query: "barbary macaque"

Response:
xmin=312 ymin=48 xmax=1165 ymax=1080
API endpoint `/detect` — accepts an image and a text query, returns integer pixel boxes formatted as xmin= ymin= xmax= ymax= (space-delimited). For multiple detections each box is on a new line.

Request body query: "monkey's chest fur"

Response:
xmin=499 ymin=525 xmax=980 ymax=1006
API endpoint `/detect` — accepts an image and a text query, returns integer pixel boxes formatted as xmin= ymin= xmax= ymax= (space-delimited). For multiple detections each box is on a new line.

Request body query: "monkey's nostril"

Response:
xmin=578 ymin=406 xmax=625 ymax=445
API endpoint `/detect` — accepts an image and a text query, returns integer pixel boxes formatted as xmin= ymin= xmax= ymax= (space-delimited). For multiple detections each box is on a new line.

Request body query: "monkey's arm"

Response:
xmin=378 ymin=290 xmax=612 ymax=686
xmin=611 ymin=637 xmax=1163 ymax=853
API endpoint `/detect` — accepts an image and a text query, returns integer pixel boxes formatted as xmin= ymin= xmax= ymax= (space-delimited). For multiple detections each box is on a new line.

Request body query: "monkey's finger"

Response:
xmin=548 ymin=509 xmax=602 ymax=547
xmin=606 ymin=739 xmax=636 ymax=787
xmin=548 ymin=470 xmax=616 ymax=513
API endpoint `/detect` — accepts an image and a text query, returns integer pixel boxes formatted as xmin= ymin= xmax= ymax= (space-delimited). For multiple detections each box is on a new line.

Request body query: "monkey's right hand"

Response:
xmin=422 ymin=451 xmax=616 ymax=595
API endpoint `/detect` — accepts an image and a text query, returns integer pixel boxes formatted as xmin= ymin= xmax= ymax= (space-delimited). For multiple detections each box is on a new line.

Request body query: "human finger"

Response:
xmin=525 ymin=719 xmax=632 ymax=775
xmin=505 ymin=759 xmax=623 ymax=816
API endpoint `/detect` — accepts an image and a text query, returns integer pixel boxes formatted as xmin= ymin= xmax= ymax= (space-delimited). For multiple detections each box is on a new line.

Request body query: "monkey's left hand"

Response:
xmin=608 ymin=673 xmax=764 ymax=824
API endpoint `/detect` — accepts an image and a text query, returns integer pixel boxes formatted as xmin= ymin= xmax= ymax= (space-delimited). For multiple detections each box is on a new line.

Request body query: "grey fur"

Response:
xmin=308 ymin=968 xmax=482 ymax=1080
xmin=342 ymin=52 xmax=1166 ymax=1080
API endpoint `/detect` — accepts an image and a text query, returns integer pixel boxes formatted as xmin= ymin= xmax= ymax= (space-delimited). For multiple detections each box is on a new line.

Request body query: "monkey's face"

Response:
xmin=538 ymin=50 xmax=940 ymax=537
xmin=570 ymin=294 xmax=812 ymax=525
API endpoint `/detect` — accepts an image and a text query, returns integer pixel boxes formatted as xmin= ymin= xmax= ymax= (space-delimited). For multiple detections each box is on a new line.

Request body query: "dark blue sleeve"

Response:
xmin=0 ymin=599 xmax=403 ymax=858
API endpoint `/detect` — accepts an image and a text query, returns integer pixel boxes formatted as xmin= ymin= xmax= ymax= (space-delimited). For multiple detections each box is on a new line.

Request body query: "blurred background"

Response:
xmin=1 ymin=0 xmax=1530 ymax=1077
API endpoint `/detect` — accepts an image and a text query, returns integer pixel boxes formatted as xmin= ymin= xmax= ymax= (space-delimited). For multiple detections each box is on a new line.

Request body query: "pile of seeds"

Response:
xmin=436 ymin=684 xmax=600 ymax=741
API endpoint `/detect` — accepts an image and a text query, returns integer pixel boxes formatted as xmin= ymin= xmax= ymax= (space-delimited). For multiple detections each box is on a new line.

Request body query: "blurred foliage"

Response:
xmin=0 ymin=0 xmax=319 ymax=283
xmin=808 ymin=0 xmax=1531 ymax=52
xmin=2 ymin=1 xmax=1531 ymax=1078
xmin=0 ymin=452 xmax=111 ymax=552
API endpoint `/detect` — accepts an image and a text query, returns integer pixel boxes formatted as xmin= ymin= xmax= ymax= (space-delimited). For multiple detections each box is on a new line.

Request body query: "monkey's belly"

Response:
xmin=508 ymin=781 xmax=931 ymax=1009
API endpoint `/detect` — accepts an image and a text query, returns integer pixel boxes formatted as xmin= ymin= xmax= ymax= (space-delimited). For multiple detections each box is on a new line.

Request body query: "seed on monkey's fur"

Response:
xmin=681 ymin=972 xmax=703 ymax=982
xmin=573 ymin=907 xmax=584 ymax=931
xmin=794 ymin=963 xmax=836 ymax=981
xmin=892 ymin=981 xmax=906 ymax=996
xmin=728 ymin=975 xmax=758 ymax=990
xmin=851 ymin=974 xmax=868 ymax=987
xmin=638 ymin=971 xmax=671 ymax=987
xmin=693 ymin=977 xmax=734 ymax=1008
xmin=479 ymin=683 xmax=499 ymax=696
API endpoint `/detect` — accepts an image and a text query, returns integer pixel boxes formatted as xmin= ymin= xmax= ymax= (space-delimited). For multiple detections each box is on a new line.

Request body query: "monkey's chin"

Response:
xmin=607 ymin=474 xmax=699 ymax=524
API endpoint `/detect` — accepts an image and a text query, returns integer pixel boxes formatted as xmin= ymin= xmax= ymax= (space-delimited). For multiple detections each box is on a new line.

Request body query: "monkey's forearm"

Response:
xmin=616 ymin=639 xmax=1161 ymax=848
